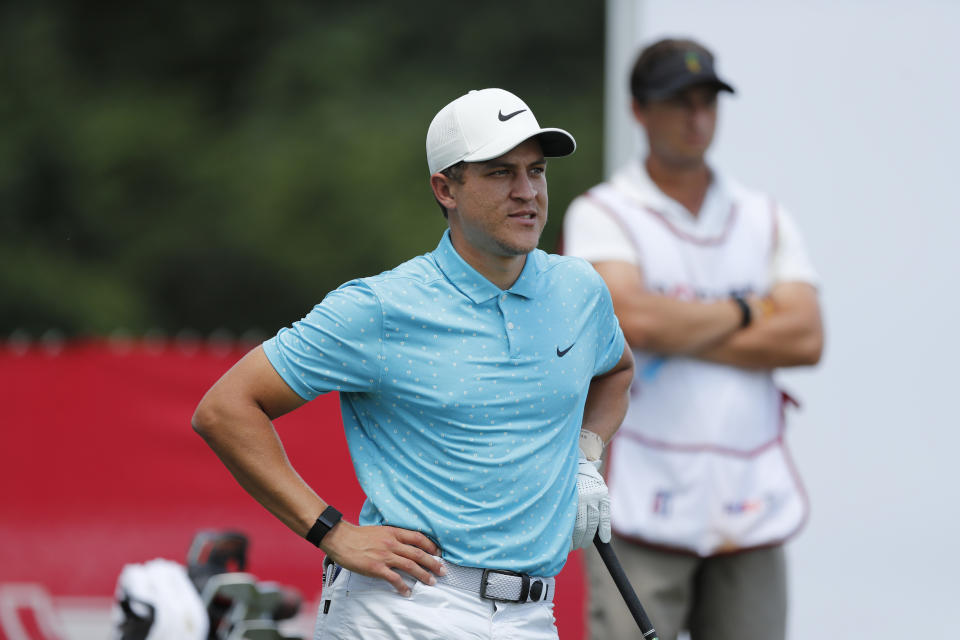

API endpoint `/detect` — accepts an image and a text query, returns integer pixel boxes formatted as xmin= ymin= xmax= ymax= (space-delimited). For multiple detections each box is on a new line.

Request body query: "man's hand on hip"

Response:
xmin=570 ymin=457 xmax=611 ymax=551
xmin=321 ymin=521 xmax=446 ymax=596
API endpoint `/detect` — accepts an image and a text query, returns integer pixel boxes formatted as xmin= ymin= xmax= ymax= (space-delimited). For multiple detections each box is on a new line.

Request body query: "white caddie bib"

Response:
xmin=585 ymin=176 xmax=808 ymax=556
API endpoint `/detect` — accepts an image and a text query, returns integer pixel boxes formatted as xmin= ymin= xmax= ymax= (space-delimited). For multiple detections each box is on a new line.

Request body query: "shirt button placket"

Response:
xmin=500 ymin=294 xmax=520 ymax=359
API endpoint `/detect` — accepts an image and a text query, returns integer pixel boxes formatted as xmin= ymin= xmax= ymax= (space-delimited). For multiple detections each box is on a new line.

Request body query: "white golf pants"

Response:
xmin=314 ymin=567 xmax=558 ymax=640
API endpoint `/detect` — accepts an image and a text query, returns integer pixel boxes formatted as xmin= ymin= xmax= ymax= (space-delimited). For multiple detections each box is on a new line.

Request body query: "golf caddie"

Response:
xmin=192 ymin=88 xmax=634 ymax=639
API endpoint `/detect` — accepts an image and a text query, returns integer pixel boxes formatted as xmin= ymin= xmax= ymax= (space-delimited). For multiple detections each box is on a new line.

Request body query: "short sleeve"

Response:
xmin=591 ymin=271 xmax=627 ymax=376
xmin=562 ymin=196 xmax=638 ymax=265
xmin=771 ymin=206 xmax=820 ymax=287
xmin=262 ymin=281 xmax=383 ymax=400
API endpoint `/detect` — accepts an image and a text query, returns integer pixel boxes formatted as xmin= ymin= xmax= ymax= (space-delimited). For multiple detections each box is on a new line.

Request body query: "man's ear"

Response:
xmin=430 ymin=173 xmax=457 ymax=211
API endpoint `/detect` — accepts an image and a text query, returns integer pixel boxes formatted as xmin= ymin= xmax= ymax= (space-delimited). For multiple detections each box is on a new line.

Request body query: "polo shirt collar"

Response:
xmin=613 ymin=159 xmax=676 ymax=212
xmin=432 ymin=230 xmax=540 ymax=303
xmin=506 ymin=251 xmax=539 ymax=299
xmin=612 ymin=158 xmax=735 ymax=239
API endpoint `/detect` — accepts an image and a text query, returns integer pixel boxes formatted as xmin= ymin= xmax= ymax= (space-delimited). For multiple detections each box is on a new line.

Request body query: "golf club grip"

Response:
xmin=593 ymin=536 xmax=659 ymax=640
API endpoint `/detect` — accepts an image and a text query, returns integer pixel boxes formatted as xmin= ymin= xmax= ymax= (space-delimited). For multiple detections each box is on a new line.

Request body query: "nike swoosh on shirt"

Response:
xmin=556 ymin=343 xmax=575 ymax=357
xmin=498 ymin=109 xmax=526 ymax=121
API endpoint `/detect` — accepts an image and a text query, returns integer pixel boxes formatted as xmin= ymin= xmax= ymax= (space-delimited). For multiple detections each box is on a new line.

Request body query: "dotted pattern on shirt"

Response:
xmin=263 ymin=231 xmax=624 ymax=576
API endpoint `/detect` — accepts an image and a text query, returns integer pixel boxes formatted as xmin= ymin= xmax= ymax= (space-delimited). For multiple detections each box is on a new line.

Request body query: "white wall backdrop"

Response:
xmin=607 ymin=1 xmax=960 ymax=638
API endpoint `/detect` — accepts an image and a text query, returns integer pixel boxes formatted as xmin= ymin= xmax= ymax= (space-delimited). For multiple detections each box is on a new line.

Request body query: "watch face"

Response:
xmin=321 ymin=506 xmax=342 ymax=525
xmin=307 ymin=507 xmax=342 ymax=546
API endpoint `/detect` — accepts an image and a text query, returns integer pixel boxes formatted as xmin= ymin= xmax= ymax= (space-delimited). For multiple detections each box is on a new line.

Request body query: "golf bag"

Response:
xmin=111 ymin=530 xmax=304 ymax=640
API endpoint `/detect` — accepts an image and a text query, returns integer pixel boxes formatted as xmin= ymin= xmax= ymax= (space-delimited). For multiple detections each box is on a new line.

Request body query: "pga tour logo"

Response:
xmin=652 ymin=490 xmax=672 ymax=516
xmin=724 ymin=494 xmax=778 ymax=514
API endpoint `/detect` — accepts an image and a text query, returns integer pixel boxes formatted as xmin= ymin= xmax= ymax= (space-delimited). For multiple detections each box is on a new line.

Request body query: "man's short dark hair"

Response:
xmin=435 ymin=161 xmax=466 ymax=218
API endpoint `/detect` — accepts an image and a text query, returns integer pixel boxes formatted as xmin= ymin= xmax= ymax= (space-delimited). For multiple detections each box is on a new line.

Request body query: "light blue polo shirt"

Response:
xmin=264 ymin=230 xmax=624 ymax=576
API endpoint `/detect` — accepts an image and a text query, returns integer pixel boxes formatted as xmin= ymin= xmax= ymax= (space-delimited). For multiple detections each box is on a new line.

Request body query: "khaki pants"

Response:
xmin=587 ymin=536 xmax=787 ymax=640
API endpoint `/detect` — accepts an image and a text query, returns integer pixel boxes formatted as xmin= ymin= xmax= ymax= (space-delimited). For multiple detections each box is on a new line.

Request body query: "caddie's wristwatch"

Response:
xmin=306 ymin=505 xmax=342 ymax=547
xmin=731 ymin=294 xmax=752 ymax=328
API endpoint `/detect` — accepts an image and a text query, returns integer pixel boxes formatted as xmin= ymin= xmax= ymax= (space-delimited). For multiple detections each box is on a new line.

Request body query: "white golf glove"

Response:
xmin=570 ymin=431 xmax=611 ymax=551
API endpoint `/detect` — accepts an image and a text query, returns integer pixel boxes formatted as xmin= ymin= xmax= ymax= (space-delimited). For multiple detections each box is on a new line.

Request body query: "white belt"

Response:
xmin=436 ymin=560 xmax=555 ymax=604
xmin=323 ymin=558 xmax=555 ymax=604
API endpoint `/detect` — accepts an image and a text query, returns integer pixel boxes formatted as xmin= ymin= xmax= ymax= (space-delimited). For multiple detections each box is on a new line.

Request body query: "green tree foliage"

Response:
xmin=0 ymin=1 xmax=605 ymax=337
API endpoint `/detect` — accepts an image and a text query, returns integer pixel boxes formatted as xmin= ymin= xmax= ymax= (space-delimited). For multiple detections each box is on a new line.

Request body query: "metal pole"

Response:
xmin=604 ymin=0 xmax=645 ymax=178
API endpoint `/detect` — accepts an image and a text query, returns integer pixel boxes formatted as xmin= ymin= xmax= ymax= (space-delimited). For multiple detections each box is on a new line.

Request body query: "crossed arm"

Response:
xmin=191 ymin=345 xmax=445 ymax=596
xmin=592 ymin=260 xmax=823 ymax=369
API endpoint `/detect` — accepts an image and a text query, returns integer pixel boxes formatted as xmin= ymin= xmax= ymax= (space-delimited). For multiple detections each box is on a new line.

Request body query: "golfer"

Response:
xmin=192 ymin=88 xmax=634 ymax=639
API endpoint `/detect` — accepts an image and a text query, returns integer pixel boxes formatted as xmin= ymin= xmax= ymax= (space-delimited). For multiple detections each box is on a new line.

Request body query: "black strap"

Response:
xmin=731 ymin=295 xmax=752 ymax=328
xmin=529 ymin=579 xmax=544 ymax=602
xmin=306 ymin=505 xmax=342 ymax=547
xmin=518 ymin=574 xmax=531 ymax=602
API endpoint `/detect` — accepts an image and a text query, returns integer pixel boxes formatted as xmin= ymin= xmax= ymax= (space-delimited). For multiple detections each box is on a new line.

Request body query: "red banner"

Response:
xmin=0 ymin=341 xmax=586 ymax=637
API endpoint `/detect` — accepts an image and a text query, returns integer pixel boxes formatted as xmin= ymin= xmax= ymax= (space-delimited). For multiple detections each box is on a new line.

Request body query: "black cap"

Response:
xmin=631 ymin=38 xmax=735 ymax=103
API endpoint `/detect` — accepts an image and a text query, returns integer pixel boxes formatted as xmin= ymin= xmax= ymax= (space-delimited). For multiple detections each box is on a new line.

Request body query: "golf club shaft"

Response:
xmin=593 ymin=535 xmax=659 ymax=639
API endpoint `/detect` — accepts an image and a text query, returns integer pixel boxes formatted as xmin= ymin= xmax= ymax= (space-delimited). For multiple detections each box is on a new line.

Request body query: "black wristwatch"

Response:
xmin=731 ymin=294 xmax=752 ymax=328
xmin=306 ymin=506 xmax=342 ymax=547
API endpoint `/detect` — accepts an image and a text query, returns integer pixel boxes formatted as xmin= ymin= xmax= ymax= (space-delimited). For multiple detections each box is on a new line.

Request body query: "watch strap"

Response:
xmin=306 ymin=506 xmax=342 ymax=547
xmin=731 ymin=295 xmax=752 ymax=328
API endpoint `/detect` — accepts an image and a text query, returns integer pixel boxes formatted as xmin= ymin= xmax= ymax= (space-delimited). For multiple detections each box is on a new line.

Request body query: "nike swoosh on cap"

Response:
xmin=498 ymin=109 xmax=526 ymax=122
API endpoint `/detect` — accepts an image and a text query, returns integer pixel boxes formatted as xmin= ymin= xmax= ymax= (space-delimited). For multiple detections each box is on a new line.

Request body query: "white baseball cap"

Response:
xmin=426 ymin=88 xmax=576 ymax=174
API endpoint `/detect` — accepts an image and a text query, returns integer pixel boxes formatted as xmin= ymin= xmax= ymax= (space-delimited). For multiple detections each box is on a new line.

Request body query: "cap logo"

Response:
xmin=498 ymin=108 xmax=526 ymax=122
xmin=685 ymin=52 xmax=702 ymax=74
